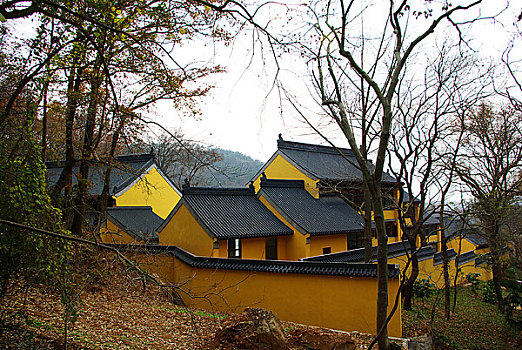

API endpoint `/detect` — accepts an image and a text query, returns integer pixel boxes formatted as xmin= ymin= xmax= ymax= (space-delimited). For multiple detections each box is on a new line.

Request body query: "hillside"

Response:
xmin=0 ymin=260 xmax=375 ymax=350
xmin=197 ymin=148 xmax=264 ymax=187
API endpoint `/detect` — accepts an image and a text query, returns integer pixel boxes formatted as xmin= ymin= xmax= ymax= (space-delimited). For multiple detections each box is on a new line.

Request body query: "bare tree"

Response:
xmin=298 ymin=2 xmax=483 ymax=347
xmin=388 ymin=43 xmax=491 ymax=312
xmin=453 ymin=103 xmax=522 ymax=312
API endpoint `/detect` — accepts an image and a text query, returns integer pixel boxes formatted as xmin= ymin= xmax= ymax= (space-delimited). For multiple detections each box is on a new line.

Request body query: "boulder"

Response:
xmin=210 ymin=307 xmax=288 ymax=349
xmin=288 ymin=327 xmax=356 ymax=350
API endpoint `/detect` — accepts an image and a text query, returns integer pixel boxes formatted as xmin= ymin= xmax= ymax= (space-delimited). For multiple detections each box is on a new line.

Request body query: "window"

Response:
xmin=322 ymin=247 xmax=332 ymax=255
xmin=385 ymin=223 xmax=398 ymax=237
xmin=347 ymin=231 xmax=365 ymax=250
xmin=265 ymin=237 xmax=278 ymax=260
xmin=227 ymin=239 xmax=241 ymax=258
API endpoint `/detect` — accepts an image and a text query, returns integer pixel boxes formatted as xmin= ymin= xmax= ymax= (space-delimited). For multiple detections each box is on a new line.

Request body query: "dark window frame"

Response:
xmin=347 ymin=231 xmax=365 ymax=250
xmin=265 ymin=236 xmax=278 ymax=260
xmin=227 ymin=238 xmax=241 ymax=258
xmin=386 ymin=222 xmax=398 ymax=237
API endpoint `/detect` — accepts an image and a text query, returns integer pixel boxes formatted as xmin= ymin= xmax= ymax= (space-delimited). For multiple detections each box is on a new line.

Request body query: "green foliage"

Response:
xmin=502 ymin=266 xmax=522 ymax=321
xmin=482 ymin=280 xmax=497 ymax=304
xmin=404 ymin=286 xmax=521 ymax=349
xmin=466 ymin=272 xmax=482 ymax=291
xmin=0 ymin=128 xmax=69 ymax=297
xmin=413 ymin=278 xmax=436 ymax=302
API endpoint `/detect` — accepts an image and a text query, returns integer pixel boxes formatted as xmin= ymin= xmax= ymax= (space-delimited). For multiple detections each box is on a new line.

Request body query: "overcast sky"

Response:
xmin=147 ymin=1 xmax=520 ymax=162
xmin=16 ymin=1 xmax=516 ymax=162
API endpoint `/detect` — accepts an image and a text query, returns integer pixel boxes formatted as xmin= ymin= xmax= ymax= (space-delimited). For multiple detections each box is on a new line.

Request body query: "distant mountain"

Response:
xmin=197 ymin=148 xmax=264 ymax=188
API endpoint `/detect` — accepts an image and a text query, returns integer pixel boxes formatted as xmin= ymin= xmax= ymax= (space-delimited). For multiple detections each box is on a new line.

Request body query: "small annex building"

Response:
xmin=158 ymin=185 xmax=294 ymax=259
xmin=100 ymin=206 xmax=163 ymax=244
xmin=257 ymin=176 xmax=366 ymax=259
xmin=251 ymin=136 xmax=402 ymax=243
xmin=46 ymin=152 xmax=181 ymax=219
xmin=444 ymin=218 xmax=489 ymax=254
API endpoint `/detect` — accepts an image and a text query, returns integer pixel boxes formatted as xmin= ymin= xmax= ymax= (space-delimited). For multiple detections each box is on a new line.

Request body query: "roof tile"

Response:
xmin=259 ymin=178 xmax=364 ymax=236
xmin=182 ymin=187 xmax=293 ymax=240
xmin=107 ymin=206 xmax=162 ymax=243
xmin=114 ymin=245 xmax=401 ymax=278
xmin=277 ymin=138 xmax=397 ymax=183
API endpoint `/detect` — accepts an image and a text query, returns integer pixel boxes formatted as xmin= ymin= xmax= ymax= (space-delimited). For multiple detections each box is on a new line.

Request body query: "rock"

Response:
xmin=210 ymin=307 xmax=288 ymax=349
xmin=288 ymin=327 xmax=356 ymax=350
xmin=407 ymin=335 xmax=433 ymax=350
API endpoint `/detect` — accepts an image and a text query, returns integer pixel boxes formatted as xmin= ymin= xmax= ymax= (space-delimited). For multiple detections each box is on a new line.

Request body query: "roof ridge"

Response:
xmin=107 ymin=206 xmax=153 ymax=211
xmin=183 ymin=187 xmax=255 ymax=196
xmin=260 ymin=177 xmax=304 ymax=188
xmin=45 ymin=152 xmax=154 ymax=167
xmin=112 ymin=244 xmax=401 ymax=278
xmin=115 ymin=152 xmax=155 ymax=163
xmin=277 ymin=138 xmax=354 ymax=157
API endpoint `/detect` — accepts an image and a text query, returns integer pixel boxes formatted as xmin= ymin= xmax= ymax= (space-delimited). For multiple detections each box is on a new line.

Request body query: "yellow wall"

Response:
xmin=447 ymin=237 xmax=479 ymax=253
xmin=136 ymin=253 xmax=402 ymax=338
xmin=310 ymin=234 xmax=347 ymax=256
xmin=253 ymin=154 xmax=319 ymax=198
xmin=160 ymin=204 xmax=290 ymax=261
xmin=100 ymin=219 xmax=137 ymax=244
xmin=158 ymin=203 xmax=214 ymax=257
xmin=216 ymin=240 xmax=228 ymax=258
xmin=389 ymin=251 xmax=492 ymax=289
xmin=258 ymin=194 xmax=309 ymax=260
xmin=115 ymin=166 xmax=180 ymax=219
xmin=242 ymin=237 xmax=267 ymax=260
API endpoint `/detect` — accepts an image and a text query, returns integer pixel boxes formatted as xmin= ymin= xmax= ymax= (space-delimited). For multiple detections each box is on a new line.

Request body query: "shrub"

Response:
xmin=482 ymin=281 xmax=496 ymax=304
xmin=413 ymin=278 xmax=436 ymax=303
xmin=0 ymin=129 xmax=69 ymax=299
xmin=466 ymin=272 xmax=482 ymax=292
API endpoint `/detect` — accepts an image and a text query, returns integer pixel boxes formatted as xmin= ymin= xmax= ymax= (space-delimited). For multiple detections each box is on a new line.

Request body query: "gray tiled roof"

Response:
xmin=46 ymin=153 xmax=157 ymax=196
xmin=106 ymin=206 xmax=162 ymax=243
xmin=258 ymin=178 xmax=364 ymax=236
xmin=443 ymin=218 xmax=488 ymax=247
xmin=178 ymin=187 xmax=293 ymax=240
xmin=433 ymin=249 xmax=457 ymax=265
xmin=113 ymin=244 xmax=401 ymax=278
xmin=456 ymin=250 xmax=476 ymax=267
xmin=301 ymin=241 xmax=430 ymax=263
xmin=464 ymin=234 xmax=488 ymax=247
xmin=423 ymin=215 xmax=440 ymax=226
xmin=402 ymin=192 xmax=421 ymax=204
xmin=475 ymin=253 xmax=489 ymax=267
xmin=277 ymin=138 xmax=397 ymax=184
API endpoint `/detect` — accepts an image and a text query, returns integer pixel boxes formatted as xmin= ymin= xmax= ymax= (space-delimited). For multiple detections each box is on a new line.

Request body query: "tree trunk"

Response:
xmin=490 ymin=240 xmax=505 ymax=312
xmin=51 ymin=66 xmax=83 ymax=211
xmin=96 ymin=113 xmax=126 ymax=233
xmin=41 ymin=80 xmax=49 ymax=160
xmin=364 ymin=183 xmax=373 ymax=262
xmin=440 ymin=202 xmax=451 ymax=320
xmin=71 ymin=59 xmax=102 ymax=236
xmin=402 ymin=229 xmax=419 ymax=311
xmin=452 ymin=232 xmax=463 ymax=314
xmin=484 ymin=215 xmax=505 ymax=312
xmin=373 ymin=185 xmax=390 ymax=350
